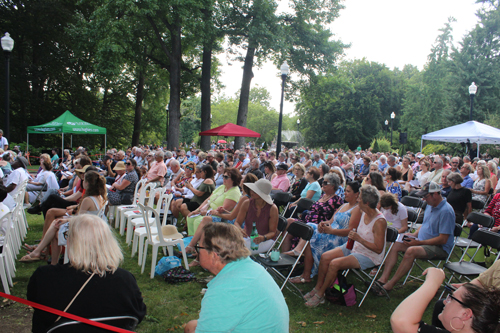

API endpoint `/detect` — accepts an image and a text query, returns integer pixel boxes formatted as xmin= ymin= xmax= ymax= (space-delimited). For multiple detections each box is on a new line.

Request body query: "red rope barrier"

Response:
xmin=0 ymin=292 xmax=135 ymax=332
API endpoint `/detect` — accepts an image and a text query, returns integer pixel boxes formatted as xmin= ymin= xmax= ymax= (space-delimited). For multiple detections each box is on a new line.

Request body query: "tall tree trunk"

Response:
xmin=131 ymin=71 xmax=144 ymax=146
xmin=235 ymin=45 xmax=255 ymax=150
xmin=167 ymin=23 xmax=182 ymax=151
xmin=200 ymin=40 xmax=212 ymax=151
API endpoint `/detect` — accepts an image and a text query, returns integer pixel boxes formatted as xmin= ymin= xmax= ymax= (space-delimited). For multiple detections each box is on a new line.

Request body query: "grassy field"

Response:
xmin=6 ymin=212 xmax=467 ymax=333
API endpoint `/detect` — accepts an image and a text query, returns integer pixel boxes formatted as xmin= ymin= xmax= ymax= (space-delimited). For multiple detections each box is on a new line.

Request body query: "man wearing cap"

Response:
xmin=0 ymin=129 xmax=8 ymax=150
xmin=184 ymin=223 xmax=289 ymax=333
xmin=375 ymin=181 xmax=455 ymax=295
xmin=271 ymin=164 xmax=290 ymax=192
xmin=4 ymin=156 xmax=29 ymax=198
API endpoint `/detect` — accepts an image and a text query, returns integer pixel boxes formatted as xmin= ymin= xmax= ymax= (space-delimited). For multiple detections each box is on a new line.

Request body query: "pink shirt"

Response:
xmin=271 ymin=174 xmax=290 ymax=192
xmin=147 ymin=161 xmax=167 ymax=185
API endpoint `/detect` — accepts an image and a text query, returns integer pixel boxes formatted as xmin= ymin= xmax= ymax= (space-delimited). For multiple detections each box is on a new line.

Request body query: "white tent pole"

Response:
xmin=477 ymin=144 xmax=480 ymax=158
xmin=62 ymin=133 xmax=64 ymax=155
xmin=71 ymin=135 xmax=72 ymax=149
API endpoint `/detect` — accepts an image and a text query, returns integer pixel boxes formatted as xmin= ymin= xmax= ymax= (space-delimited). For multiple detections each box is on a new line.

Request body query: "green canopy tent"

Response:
xmin=27 ymin=110 xmax=107 ymax=154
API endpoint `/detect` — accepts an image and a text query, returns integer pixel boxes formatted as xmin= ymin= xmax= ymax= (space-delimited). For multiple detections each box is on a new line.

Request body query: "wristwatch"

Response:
xmin=263 ymin=235 xmax=267 ymax=241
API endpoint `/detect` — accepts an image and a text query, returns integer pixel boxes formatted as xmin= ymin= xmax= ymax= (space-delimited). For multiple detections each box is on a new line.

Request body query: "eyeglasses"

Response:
xmin=223 ymin=175 xmax=230 ymax=179
xmin=452 ymin=162 xmax=458 ymax=164
xmin=125 ymin=163 xmax=132 ymax=166
xmin=322 ymin=181 xmax=329 ymax=186
xmin=444 ymin=286 xmax=466 ymax=307
xmin=194 ymin=244 xmax=207 ymax=254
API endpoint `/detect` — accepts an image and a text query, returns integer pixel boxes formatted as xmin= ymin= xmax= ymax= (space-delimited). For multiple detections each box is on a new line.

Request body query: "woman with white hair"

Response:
xmin=27 ymin=214 xmax=146 ymax=332
xmin=488 ymin=160 xmax=498 ymax=190
xmin=303 ymin=185 xmax=387 ymax=307
xmin=471 ymin=164 xmax=492 ymax=204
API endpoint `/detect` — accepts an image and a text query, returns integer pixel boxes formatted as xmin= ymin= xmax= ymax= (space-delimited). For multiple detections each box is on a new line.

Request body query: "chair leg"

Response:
xmin=131 ymin=233 xmax=138 ymax=258
xmin=126 ymin=217 xmax=134 ymax=245
xmin=0 ymin=257 xmax=10 ymax=294
xmin=138 ymin=236 xmax=145 ymax=266
xmin=178 ymin=241 xmax=190 ymax=270
xmin=141 ymin=242 xmax=149 ymax=274
xmin=403 ymin=260 xmax=416 ymax=285
xmin=151 ymin=244 xmax=159 ymax=279
xmin=119 ymin=211 xmax=127 ymax=236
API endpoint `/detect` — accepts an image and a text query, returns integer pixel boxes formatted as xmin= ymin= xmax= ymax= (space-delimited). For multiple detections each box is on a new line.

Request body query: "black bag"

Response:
xmin=162 ymin=266 xmax=196 ymax=284
xmin=120 ymin=192 xmax=134 ymax=205
xmin=324 ymin=274 xmax=357 ymax=306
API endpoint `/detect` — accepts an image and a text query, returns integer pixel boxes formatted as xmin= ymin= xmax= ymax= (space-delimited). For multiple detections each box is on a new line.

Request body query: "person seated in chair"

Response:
xmin=184 ymin=223 xmax=288 ymax=333
xmin=374 ymin=181 xmax=455 ymax=295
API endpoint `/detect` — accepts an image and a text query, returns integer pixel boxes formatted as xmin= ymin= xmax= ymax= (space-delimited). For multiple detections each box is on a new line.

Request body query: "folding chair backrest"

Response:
xmin=273 ymin=192 xmax=292 ymax=204
xmin=297 ymin=198 xmax=314 ymax=211
xmin=471 ymin=229 xmax=500 ymax=250
xmin=401 ymin=196 xmax=422 ymax=209
xmin=277 ymin=216 xmax=287 ymax=232
xmin=466 ymin=212 xmax=495 ymax=229
xmin=407 ymin=209 xmax=418 ymax=223
xmin=287 ymin=221 xmax=314 ymax=241
xmin=471 ymin=199 xmax=485 ymax=210
xmin=386 ymin=227 xmax=398 ymax=243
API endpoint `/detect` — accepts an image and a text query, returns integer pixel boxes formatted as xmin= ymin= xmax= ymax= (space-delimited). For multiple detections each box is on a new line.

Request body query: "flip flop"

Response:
xmin=289 ymin=276 xmax=311 ymax=284
xmin=371 ymin=282 xmax=391 ymax=297
xmin=283 ymin=249 xmax=301 ymax=257
xmin=189 ymin=259 xmax=200 ymax=267
xmin=19 ymin=254 xmax=42 ymax=262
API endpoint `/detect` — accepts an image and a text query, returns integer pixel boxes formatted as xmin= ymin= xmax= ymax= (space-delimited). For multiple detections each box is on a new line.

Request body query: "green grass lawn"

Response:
xmin=7 ymin=213 xmax=469 ymax=333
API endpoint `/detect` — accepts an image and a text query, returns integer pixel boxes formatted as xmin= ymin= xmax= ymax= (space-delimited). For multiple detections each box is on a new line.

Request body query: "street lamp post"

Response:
xmin=166 ymin=103 xmax=169 ymax=143
xmin=2 ymin=32 xmax=14 ymax=141
xmin=276 ymin=61 xmax=289 ymax=156
xmin=390 ymin=112 xmax=395 ymax=146
xmin=469 ymin=82 xmax=477 ymax=122
xmin=297 ymin=119 xmax=300 ymax=131
xmin=384 ymin=119 xmax=388 ymax=139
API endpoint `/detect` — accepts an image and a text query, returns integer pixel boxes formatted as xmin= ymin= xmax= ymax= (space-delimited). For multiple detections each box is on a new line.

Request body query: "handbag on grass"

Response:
xmin=162 ymin=266 xmax=196 ymax=284
xmin=324 ymin=274 xmax=356 ymax=306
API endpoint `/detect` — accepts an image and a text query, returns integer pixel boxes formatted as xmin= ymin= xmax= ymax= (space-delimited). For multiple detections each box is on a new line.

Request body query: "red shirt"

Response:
xmin=485 ymin=193 xmax=500 ymax=227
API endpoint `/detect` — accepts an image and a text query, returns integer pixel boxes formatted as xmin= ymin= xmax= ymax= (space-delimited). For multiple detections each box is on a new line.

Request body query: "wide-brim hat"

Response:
xmin=113 ymin=161 xmax=126 ymax=171
xmin=244 ymin=179 xmax=273 ymax=205
xmin=75 ymin=164 xmax=91 ymax=173
xmin=16 ymin=156 xmax=29 ymax=169
xmin=156 ymin=225 xmax=183 ymax=241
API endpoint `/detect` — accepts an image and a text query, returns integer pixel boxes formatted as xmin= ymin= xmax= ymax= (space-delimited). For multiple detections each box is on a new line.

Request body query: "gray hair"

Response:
xmin=64 ymin=149 xmax=70 ymax=154
xmin=325 ymin=169 xmax=341 ymax=191
xmin=433 ymin=158 xmax=443 ymax=166
xmin=135 ymin=148 xmax=142 ymax=154
xmin=360 ymin=185 xmax=380 ymax=209
xmin=442 ymin=169 xmax=452 ymax=177
xmin=165 ymin=151 xmax=173 ymax=158
xmin=380 ymin=155 xmax=387 ymax=163
xmin=279 ymin=152 xmax=287 ymax=158
xmin=170 ymin=159 xmax=180 ymax=168
xmin=462 ymin=163 xmax=473 ymax=173
xmin=369 ymin=162 xmax=379 ymax=169
xmin=387 ymin=155 xmax=396 ymax=163
xmin=447 ymin=172 xmax=463 ymax=184
xmin=155 ymin=150 xmax=165 ymax=159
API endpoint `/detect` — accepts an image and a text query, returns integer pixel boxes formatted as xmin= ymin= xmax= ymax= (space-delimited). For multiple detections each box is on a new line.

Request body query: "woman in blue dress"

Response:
xmin=289 ymin=182 xmax=362 ymax=283
xmin=385 ymin=167 xmax=403 ymax=201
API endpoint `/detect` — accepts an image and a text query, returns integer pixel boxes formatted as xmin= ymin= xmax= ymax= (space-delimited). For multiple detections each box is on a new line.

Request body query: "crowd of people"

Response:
xmin=2 ymin=134 xmax=500 ymax=332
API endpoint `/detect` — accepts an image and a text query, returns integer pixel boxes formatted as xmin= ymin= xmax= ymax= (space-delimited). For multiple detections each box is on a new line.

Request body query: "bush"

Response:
xmin=422 ymin=143 xmax=447 ymax=155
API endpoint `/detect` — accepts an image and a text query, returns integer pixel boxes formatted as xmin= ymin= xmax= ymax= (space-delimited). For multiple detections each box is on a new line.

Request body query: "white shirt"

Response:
xmin=0 ymin=136 xmax=8 ymax=148
xmin=5 ymin=168 xmax=29 ymax=198
xmin=381 ymin=202 xmax=408 ymax=230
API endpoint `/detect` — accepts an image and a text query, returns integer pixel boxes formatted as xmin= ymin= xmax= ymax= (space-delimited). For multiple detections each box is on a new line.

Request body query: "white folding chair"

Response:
xmin=113 ymin=179 xmax=146 ymax=231
xmin=125 ymin=187 xmax=162 ymax=245
xmin=138 ymin=203 xmax=189 ymax=278
xmin=118 ymin=181 xmax=155 ymax=236
xmin=132 ymin=193 xmax=173 ymax=265
xmin=0 ymin=212 xmax=15 ymax=294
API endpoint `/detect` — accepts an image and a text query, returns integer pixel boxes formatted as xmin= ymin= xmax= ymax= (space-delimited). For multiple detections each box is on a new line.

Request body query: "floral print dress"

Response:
xmin=386 ymin=181 xmax=402 ymax=201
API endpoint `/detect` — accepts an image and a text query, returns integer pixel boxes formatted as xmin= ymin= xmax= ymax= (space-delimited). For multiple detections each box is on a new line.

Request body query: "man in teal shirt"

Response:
xmin=185 ymin=223 xmax=289 ymax=333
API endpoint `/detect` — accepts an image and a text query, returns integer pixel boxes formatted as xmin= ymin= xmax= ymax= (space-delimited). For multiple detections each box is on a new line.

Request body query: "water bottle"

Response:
xmin=250 ymin=222 xmax=259 ymax=251
xmin=346 ymin=228 xmax=356 ymax=250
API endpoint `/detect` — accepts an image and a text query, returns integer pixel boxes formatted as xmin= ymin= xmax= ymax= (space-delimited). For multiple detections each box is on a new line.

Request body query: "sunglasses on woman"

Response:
xmin=125 ymin=163 xmax=132 ymax=166
xmin=186 ymin=166 xmax=194 ymax=171
xmin=223 ymin=175 xmax=230 ymax=179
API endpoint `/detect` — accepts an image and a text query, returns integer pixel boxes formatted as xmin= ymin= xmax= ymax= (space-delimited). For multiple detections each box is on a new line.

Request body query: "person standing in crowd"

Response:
xmin=184 ymin=223 xmax=289 ymax=333
xmin=0 ymin=129 xmax=8 ymax=150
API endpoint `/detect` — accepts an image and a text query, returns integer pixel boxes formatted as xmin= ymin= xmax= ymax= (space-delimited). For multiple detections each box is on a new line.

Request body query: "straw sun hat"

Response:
xmin=244 ymin=179 xmax=273 ymax=205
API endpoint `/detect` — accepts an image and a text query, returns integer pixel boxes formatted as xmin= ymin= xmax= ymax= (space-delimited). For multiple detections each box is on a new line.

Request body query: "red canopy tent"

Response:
xmin=198 ymin=123 xmax=261 ymax=138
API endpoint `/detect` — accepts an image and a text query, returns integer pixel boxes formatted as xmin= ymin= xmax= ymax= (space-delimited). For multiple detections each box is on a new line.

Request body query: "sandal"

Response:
xmin=369 ymin=268 xmax=378 ymax=277
xmin=305 ymin=293 xmax=325 ymax=308
xmin=22 ymin=244 xmax=38 ymax=252
xmin=371 ymin=282 xmax=391 ymax=297
xmin=303 ymin=288 xmax=318 ymax=301
xmin=19 ymin=254 xmax=42 ymax=262
xmin=185 ymin=245 xmax=195 ymax=254
xmin=189 ymin=259 xmax=200 ymax=267
xmin=289 ymin=276 xmax=311 ymax=284
xmin=283 ymin=249 xmax=301 ymax=257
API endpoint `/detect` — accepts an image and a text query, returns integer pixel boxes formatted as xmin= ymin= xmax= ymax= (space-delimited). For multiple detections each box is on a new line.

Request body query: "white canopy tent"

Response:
xmin=421 ymin=121 xmax=500 ymax=157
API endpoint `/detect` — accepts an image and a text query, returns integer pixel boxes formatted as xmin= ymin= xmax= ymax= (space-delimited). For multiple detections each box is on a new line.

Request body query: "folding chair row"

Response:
xmin=0 ymin=212 xmax=15 ymax=294
xmin=453 ymin=212 xmax=495 ymax=260
xmin=272 ymin=192 xmax=293 ymax=216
